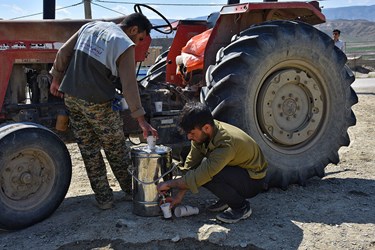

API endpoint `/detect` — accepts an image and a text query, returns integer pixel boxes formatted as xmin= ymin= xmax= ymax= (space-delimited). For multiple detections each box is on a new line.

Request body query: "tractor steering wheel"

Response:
xmin=134 ymin=4 xmax=173 ymax=34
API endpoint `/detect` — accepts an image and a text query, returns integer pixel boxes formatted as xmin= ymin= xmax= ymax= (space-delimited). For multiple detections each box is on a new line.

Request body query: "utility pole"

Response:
xmin=84 ymin=0 xmax=92 ymax=19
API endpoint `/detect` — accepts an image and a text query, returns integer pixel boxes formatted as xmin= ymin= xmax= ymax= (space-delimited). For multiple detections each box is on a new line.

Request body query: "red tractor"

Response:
xmin=0 ymin=1 xmax=357 ymax=230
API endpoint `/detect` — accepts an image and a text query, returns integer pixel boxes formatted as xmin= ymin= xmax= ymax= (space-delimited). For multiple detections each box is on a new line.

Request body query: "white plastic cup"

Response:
xmin=147 ymin=135 xmax=156 ymax=150
xmin=174 ymin=205 xmax=199 ymax=218
xmin=160 ymin=202 xmax=172 ymax=219
xmin=155 ymin=101 xmax=163 ymax=112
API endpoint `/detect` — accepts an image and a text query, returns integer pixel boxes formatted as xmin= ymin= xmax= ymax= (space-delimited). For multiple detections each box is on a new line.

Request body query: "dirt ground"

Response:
xmin=1 ymin=79 xmax=374 ymax=250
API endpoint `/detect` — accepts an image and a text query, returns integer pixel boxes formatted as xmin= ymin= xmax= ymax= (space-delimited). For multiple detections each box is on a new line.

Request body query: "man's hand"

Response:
xmin=50 ymin=79 xmax=64 ymax=98
xmin=137 ymin=116 xmax=158 ymax=139
xmin=157 ymin=179 xmax=189 ymax=207
xmin=170 ymin=189 xmax=187 ymax=207
xmin=157 ymin=181 xmax=171 ymax=195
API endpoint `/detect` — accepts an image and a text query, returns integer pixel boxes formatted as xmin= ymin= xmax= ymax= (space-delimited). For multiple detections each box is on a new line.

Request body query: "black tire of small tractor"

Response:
xmin=143 ymin=50 xmax=169 ymax=84
xmin=0 ymin=123 xmax=72 ymax=230
xmin=202 ymin=20 xmax=357 ymax=189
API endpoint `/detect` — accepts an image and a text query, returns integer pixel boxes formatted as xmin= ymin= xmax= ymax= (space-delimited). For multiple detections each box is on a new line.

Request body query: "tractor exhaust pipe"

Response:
xmin=227 ymin=0 xmax=278 ymax=4
xmin=43 ymin=0 xmax=55 ymax=19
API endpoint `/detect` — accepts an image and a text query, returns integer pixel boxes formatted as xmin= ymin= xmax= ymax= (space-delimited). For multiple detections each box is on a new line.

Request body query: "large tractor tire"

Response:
xmin=201 ymin=20 xmax=357 ymax=189
xmin=0 ymin=122 xmax=72 ymax=230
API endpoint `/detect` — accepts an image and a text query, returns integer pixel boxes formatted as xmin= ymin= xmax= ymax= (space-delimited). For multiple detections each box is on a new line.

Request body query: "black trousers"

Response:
xmin=203 ymin=166 xmax=265 ymax=209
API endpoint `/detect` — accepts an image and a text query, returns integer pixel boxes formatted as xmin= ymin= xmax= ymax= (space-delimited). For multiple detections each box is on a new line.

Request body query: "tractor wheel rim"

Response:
xmin=1 ymin=149 xmax=54 ymax=209
xmin=259 ymin=68 xmax=324 ymax=146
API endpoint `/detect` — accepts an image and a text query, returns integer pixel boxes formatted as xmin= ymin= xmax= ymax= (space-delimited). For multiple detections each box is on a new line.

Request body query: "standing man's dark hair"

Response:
xmin=178 ymin=102 xmax=214 ymax=133
xmin=120 ymin=13 xmax=152 ymax=35
xmin=333 ymin=29 xmax=341 ymax=35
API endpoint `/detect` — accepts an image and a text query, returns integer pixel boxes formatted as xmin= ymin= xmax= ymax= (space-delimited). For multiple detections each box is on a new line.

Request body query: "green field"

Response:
xmin=346 ymin=42 xmax=375 ymax=59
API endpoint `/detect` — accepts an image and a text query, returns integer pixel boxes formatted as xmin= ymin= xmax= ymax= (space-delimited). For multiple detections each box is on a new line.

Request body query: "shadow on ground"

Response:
xmin=57 ymin=238 xmax=261 ymax=250
xmin=0 ymin=177 xmax=374 ymax=250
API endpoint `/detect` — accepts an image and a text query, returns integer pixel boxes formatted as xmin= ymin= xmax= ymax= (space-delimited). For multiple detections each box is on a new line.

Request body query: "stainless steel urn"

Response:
xmin=130 ymin=145 xmax=173 ymax=216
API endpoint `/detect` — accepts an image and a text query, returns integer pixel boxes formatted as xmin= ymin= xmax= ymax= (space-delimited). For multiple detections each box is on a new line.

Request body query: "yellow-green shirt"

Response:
xmin=182 ymin=120 xmax=267 ymax=193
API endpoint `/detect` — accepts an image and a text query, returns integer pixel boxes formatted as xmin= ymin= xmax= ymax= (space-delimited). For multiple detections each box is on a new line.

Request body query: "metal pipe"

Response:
xmin=43 ymin=0 xmax=55 ymax=19
xmin=84 ymin=0 xmax=92 ymax=19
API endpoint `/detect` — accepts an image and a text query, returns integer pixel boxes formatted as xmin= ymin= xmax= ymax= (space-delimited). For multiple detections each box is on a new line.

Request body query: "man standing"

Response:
xmin=333 ymin=29 xmax=345 ymax=52
xmin=157 ymin=102 xmax=267 ymax=223
xmin=49 ymin=13 xmax=158 ymax=210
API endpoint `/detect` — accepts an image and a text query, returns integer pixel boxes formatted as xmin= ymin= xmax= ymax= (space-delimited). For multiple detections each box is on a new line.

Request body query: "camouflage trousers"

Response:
xmin=64 ymin=95 xmax=132 ymax=204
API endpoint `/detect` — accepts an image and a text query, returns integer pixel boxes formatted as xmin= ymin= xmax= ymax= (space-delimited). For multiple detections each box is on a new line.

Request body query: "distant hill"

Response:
xmin=322 ymin=5 xmax=375 ymax=22
xmin=316 ymin=19 xmax=375 ymax=43
xmin=149 ymin=5 xmax=375 ymax=42
xmin=149 ymin=19 xmax=176 ymax=39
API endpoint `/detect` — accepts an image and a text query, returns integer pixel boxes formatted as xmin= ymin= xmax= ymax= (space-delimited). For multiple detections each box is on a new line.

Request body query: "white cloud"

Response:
xmin=1 ymin=4 xmax=26 ymax=16
xmin=112 ymin=5 xmax=129 ymax=15
xmin=347 ymin=0 xmax=373 ymax=5
xmin=55 ymin=5 xmax=72 ymax=19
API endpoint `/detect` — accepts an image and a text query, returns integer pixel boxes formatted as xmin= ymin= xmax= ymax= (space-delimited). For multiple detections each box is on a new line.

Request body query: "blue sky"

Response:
xmin=0 ymin=0 xmax=374 ymax=20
